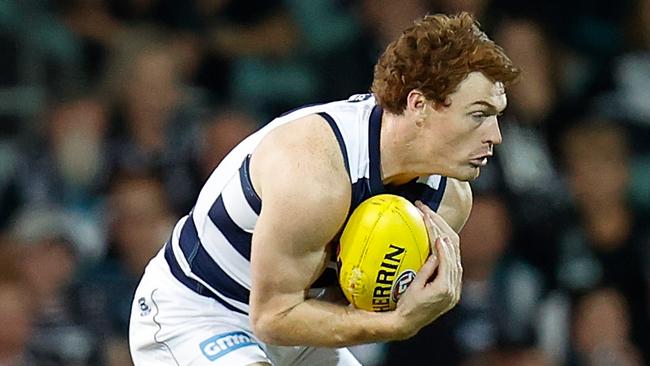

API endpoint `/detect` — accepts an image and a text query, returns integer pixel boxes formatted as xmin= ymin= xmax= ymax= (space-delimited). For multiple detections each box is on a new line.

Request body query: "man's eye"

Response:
xmin=472 ymin=112 xmax=488 ymax=121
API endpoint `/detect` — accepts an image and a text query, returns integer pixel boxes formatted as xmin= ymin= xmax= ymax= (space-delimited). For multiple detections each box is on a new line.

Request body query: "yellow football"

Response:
xmin=338 ymin=194 xmax=430 ymax=312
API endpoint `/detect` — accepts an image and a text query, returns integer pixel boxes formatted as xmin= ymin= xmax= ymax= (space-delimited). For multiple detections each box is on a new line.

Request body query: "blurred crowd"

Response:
xmin=0 ymin=0 xmax=648 ymax=365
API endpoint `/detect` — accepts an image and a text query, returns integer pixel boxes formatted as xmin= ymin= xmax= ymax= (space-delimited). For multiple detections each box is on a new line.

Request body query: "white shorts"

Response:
xmin=129 ymin=249 xmax=362 ymax=366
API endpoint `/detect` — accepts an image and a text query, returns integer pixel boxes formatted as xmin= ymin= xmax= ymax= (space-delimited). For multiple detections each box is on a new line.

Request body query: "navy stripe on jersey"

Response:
xmin=388 ymin=176 xmax=448 ymax=211
xmin=429 ymin=176 xmax=447 ymax=211
xmin=164 ymin=242 xmax=247 ymax=314
xmin=351 ymin=177 xmax=373 ymax=211
xmin=177 ymin=215 xmax=251 ymax=304
xmin=208 ymin=195 xmax=252 ymax=259
xmin=311 ymin=267 xmax=338 ymax=287
xmin=239 ymin=156 xmax=262 ymax=215
xmin=368 ymin=105 xmax=385 ymax=195
xmin=318 ymin=112 xmax=350 ymax=175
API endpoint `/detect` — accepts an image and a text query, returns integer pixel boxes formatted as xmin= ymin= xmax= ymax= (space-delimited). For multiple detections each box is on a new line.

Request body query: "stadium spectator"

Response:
xmin=555 ymin=118 xmax=649 ymax=364
xmin=9 ymin=205 xmax=105 ymax=365
xmin=0 ymin=278 xmax=37 ymax=366
xmin=73 ymin=172 xmax=173 ymax=364
xmin=102 ymin=29 xmax=208 ymax=215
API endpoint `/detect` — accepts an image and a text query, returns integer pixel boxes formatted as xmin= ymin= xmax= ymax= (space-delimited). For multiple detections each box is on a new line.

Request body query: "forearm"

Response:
xmin=252 ymin=297 xmax=409 ymax=347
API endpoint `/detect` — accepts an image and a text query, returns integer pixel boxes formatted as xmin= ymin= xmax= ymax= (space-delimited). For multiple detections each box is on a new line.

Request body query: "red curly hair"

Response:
xmin=371 ymin=12 xmax=520 ymax=114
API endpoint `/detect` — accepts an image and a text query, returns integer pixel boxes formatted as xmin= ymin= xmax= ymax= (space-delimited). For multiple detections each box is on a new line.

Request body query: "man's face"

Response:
xmin=425 ymin=72 xmax=507 ymax=181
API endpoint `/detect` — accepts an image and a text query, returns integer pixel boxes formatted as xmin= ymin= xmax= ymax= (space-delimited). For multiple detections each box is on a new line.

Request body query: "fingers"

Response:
xmin=429 ymin=233 xmax=462 ymax=309
xmin=415 ymin=201 xmax=463 ymax=308
xmin=410 ymin=250 xmax=439 ymax=288
xmin=443 ymin=236 xmax=462 ymax=299
xmin=415 ymin=201 xmax=461 ymax=282
xmin=415 ymin=201 xmax=455 ymax=235
xmin=435 ymin=235 xmax=452 ymax=290
xmin=415 ymin=201 xmax=442 ymax=243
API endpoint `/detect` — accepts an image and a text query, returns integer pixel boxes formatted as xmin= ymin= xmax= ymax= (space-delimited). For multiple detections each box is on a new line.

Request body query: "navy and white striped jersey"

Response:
xmin=163 ymin=94 xmax=448 ymax=315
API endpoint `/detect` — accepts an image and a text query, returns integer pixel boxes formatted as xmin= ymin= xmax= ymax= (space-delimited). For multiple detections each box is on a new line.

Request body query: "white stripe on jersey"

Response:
xmin=418 ymin=175 xmax=443 ymax=190
xmin=328 ymin=103 xmax=369 ymax=184
xmin=221 ymin=168 xmax=258 ymax=234
xmin=171 ymin=215 xmax=251 ymax=313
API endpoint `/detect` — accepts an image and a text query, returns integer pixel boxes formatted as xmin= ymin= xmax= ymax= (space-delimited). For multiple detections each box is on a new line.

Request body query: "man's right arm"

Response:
xmin=247 ymin=115 xmax=462 ymax=347
xmin=248 ymin=115 xmax=407 ymax=347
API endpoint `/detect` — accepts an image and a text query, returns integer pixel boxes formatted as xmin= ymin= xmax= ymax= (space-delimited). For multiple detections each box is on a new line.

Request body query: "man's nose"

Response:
xmin=485 ymin=118 xmax=502 ymax=145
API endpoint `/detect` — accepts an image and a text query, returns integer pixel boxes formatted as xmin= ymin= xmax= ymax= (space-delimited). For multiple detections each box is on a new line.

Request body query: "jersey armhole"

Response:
xmin=317 ymin=112 xmax=351 ymax=176
xmin=239 ymin=156 xmax=262 ymax=215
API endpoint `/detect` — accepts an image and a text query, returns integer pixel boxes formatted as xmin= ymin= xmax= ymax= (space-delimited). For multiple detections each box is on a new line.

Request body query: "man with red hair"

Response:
xmin=130 ymin=12 xmax=519 ymax=366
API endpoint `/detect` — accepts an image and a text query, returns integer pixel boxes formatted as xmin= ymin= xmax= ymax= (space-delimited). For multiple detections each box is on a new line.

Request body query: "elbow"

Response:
xmin=250 ymin=310 xmax=287 ymax=345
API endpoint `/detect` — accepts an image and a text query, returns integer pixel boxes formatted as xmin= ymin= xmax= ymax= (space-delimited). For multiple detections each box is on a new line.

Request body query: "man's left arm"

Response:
xmin=435 ymin=178 xmax=473 ymax=233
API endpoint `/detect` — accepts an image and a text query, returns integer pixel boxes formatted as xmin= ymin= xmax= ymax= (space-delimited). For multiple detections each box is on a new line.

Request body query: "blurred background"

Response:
xmin=0 ymin=0 xmax=648 ymax=365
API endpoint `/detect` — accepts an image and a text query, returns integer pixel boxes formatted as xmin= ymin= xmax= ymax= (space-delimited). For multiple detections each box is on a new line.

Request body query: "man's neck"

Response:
xmin=379 ymin=111 xmax=441 ymax=186
xmin=380 ymin=112 xmax=414 ymax=185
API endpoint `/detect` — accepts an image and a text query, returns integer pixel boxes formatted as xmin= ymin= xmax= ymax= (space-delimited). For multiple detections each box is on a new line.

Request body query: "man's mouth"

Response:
xmin=469 ymin=154 xmax=492 ymax=167
xmin=470 ymin=157 xmax=488 ymax=167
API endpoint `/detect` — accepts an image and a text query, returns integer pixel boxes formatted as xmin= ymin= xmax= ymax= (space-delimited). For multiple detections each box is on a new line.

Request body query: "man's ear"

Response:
xmin=406 ymin=90 xmax=431 ymax=127
xmin=406 ymin=89 xmax=427 ymax=114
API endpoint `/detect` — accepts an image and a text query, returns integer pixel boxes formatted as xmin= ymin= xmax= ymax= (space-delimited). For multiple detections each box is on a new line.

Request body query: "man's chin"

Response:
xmin=454 ymin=166 xmax=481 ymax=181
xmin=470 ymin=168 xmax=481 ymax=180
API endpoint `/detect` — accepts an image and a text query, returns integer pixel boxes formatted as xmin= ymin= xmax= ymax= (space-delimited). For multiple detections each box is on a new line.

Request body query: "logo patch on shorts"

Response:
xmin=138 ymin=297 xmax=151 ymax=316
xmin=200 ymin=331 xmax=258 ymax=361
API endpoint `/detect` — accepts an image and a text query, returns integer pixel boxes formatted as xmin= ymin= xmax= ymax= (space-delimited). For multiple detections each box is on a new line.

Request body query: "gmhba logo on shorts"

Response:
xmin=200 ymin=331 xmax=258 ymax=361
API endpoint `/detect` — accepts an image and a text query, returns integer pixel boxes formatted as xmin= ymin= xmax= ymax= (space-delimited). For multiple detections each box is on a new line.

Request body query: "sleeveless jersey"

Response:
xmin=163 ymin=94 xmax=448 ymax=315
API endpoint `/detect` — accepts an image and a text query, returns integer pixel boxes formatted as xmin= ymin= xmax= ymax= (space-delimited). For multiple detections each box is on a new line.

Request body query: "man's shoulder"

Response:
xmin=252 ymin=114 xmax=352 ymax=198
xmin=445 ymin=178 xmax=472 ymax=204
